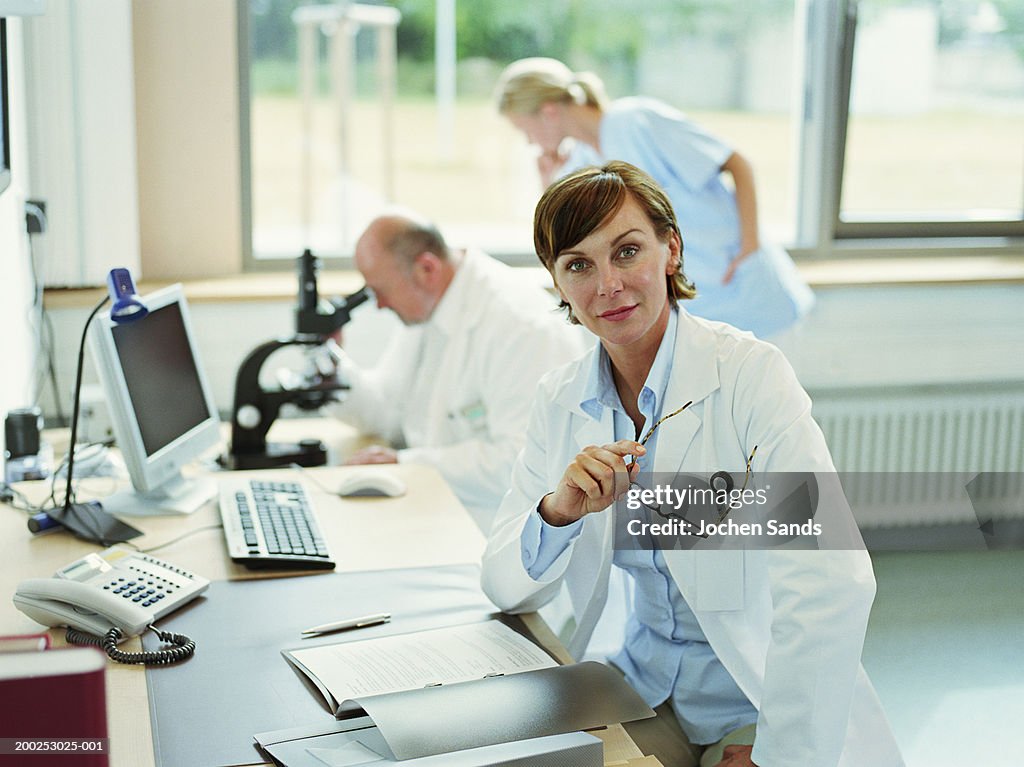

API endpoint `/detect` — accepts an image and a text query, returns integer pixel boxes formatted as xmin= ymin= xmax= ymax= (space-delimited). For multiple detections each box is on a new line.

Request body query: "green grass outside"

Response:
xmin=250 ymin=94 xmax=1024 ymax=248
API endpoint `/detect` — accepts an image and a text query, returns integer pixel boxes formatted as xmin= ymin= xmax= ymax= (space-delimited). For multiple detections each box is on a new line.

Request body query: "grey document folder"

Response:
xmin=257 ymin=723 xmax=602 ymax=767
xmin=254 ymin=662 xmax=653 ymax=766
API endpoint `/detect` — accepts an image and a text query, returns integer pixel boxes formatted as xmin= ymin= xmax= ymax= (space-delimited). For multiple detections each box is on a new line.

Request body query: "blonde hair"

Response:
xmin=495 ymin=57 xmax=609 ymax=116
xmin=534 ymin=162 xmax=696 ymax=322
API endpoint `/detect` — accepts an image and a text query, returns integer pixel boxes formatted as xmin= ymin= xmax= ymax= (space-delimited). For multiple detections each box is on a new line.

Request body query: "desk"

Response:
xmin=1 ymin=462 xmax=649 ymax=767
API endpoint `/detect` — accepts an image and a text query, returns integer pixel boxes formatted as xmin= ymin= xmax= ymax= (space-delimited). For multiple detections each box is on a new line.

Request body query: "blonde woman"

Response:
xmin=495 ymin=57 xmax=813 ymax=340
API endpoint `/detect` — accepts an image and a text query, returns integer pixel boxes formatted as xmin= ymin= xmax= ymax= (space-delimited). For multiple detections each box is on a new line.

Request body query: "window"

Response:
xmin=241 ymin=0 xmax=1024 ymax=268
xmin=837 ymin=0 xmax=1024 ymax=239
xmin=243 ymin=0 xmax=802 ymax=265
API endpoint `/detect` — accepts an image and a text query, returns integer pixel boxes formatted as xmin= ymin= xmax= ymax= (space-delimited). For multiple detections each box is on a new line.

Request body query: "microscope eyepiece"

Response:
xmin=341 ymin=286 xmax=371 ymax=313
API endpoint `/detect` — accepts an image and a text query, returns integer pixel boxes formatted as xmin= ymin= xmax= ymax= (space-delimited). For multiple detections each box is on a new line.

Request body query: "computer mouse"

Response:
xmin=337 ymin=471 xmax=408 ymax=498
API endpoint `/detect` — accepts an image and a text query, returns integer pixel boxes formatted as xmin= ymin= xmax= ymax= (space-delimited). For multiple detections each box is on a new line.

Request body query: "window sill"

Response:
xmin=43 ymin=270 xmax=367 ymax=309
xmin=798 ymin=255 xmax=1024 ymax=289
xmin=43 ymin=256 xmax=1024 ymax=309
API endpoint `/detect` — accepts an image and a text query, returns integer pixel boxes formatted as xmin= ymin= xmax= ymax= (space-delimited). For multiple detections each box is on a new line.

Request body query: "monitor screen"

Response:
xmin=0 ymin=19 xmax=12 ymax=196
xmin=90 ymin=284 xmax=220 ymax=515
xmin=111 ymin=302 xmax=210 ymax=457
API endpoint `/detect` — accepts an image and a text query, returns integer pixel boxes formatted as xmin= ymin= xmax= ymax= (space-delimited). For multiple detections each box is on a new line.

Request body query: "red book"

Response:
xmin=0 ymin=633 xmax=50 ymax=653
xmin=0 ymin=647 xmax=108 ymax=766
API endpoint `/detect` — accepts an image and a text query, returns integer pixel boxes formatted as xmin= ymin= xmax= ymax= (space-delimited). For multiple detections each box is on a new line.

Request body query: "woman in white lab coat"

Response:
xmin=481 ymin=162 xmax=903 ymax=767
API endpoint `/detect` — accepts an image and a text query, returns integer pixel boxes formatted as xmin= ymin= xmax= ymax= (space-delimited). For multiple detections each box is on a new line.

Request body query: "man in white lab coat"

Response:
xmin=328 ymin=212 xmax=588 ymax=531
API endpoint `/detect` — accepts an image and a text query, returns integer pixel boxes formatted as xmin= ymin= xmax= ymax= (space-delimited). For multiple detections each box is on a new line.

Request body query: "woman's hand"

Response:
xmin=722 ymin=244 xmax=757 ymax=285
xmin=720 ymin=150 xmax=761 ymax=285
xmin=537 ymin=149 xmax=569 ymax=188
xmin=539 ymin=440 xmax=645 ymax=526
xmin=712 ymin=744 xmax=759 ymax=766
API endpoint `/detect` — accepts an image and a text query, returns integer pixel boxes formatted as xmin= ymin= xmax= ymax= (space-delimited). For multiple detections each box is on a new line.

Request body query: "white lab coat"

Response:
xmin=331 ymin=249 xmax=588 ymax=530
xmin=482 ymin=309 xmax=903 ymax=767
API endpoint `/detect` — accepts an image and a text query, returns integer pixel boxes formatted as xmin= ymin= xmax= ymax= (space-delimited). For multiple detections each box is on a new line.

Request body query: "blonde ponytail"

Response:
xmin=495 ymin=58 xmax=608 ymax=115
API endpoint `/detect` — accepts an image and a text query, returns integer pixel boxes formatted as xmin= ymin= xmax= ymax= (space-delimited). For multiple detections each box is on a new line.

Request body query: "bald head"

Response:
xmin=359 ymin=213 xmax=450 ymax=271
xmin=354 ymin=213 xmax=457 ymax=325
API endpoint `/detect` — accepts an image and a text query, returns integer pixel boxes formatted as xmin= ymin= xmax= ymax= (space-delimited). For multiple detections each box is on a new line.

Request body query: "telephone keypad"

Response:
xmin=106 ymin=576 xmax=175 ymax=609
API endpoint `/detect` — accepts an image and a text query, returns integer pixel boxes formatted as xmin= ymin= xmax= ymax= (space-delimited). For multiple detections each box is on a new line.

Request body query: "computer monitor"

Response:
xmin=89 ymin=284 xmax=221 ymax=515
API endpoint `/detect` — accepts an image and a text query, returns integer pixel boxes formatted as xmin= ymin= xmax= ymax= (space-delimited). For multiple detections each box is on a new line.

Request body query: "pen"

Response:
xmin=300 ymin=613 xmax=391 ymax=637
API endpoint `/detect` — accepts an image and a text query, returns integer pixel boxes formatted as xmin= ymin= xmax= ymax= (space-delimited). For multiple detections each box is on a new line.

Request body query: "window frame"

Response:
xmin=828 ymin=0 xmax=1024 ymax=246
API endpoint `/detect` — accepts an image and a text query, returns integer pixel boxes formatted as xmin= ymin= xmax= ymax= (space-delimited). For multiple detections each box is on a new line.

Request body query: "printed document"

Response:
xmin=283 ymin=620 xmax=557 ymax=715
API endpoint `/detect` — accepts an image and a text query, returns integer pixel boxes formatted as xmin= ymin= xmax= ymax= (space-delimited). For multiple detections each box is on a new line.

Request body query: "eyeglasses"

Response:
xmin=720 ymin=445 xmax=758 ymax=499
xmin=628 ymin=443 xmax=759 ymax=538
xmin=624 ymin=400 xmax=693 ymax=472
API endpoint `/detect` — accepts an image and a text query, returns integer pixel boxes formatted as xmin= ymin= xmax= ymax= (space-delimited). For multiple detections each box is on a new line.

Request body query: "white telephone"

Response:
xmin=13 ymin=547 xmax=209 ymax=665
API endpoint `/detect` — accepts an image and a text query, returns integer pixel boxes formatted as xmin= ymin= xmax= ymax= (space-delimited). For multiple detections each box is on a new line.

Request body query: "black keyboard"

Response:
xmin=219 ymin=478 xmax=336 ymax=570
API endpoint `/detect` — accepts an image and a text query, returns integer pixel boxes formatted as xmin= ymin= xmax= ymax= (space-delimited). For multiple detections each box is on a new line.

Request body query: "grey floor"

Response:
xmin=863 ymin=550 xmax=1024 ymax=766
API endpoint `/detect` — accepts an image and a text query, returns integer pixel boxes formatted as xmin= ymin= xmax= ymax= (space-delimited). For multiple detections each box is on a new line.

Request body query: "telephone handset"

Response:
xmin=15 ymin=578 xmax=156 ymax=637
xmin=13 ymin=547 xmax=209 ymax=665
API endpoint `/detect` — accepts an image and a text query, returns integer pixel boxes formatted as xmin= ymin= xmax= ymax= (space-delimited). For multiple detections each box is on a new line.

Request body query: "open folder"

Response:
xmin=282 ymin=620 xmax=558 ymax=716
xmin=255 ymin=662 xmax=654 ymax=766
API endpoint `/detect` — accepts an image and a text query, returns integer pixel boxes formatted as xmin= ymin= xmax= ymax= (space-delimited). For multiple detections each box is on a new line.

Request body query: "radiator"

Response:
xmin=810 ymin=383 xmax=1024 ymax=528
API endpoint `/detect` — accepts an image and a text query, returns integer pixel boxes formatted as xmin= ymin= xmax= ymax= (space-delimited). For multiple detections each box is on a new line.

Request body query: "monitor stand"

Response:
xmin=100 ymin=474 xmax=218 ymax=516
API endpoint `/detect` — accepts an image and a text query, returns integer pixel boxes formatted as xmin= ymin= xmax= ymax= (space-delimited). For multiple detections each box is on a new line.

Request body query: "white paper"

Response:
xmin=285 ymin=621 xmax=556 ymax=713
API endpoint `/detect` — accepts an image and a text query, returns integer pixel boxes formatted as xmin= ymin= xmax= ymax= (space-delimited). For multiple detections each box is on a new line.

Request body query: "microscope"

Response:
xmin=225 ymin=250 xmax=370 ymax=470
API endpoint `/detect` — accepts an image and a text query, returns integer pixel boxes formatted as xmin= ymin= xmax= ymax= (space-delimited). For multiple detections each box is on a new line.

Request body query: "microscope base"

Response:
xmin=225 ymin=440 xmax=328 ymax=471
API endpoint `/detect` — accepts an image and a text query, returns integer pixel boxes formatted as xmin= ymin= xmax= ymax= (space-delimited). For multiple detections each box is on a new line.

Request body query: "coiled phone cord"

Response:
xmin=66 ymin=624 xmax=196 ymax=666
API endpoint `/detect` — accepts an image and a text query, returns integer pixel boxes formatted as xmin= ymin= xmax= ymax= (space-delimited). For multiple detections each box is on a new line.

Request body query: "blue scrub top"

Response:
xmin=558 ymin=97 xmax=814 ymax=339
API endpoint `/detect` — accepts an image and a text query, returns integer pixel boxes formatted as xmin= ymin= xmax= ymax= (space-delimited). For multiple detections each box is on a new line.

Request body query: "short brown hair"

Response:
xmin=534 ymin=161 xmax=696 ymax=321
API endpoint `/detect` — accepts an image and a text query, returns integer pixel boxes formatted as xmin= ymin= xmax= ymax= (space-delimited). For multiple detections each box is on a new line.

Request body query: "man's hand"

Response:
xmin=713 ymin=744 xmax=758 ymax=766
xmin=345 ymin=445 xmax=398 ymax=465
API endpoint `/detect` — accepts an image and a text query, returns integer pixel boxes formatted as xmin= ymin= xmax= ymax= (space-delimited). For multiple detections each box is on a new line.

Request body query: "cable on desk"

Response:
xmin=3 ymin=440 xmax=116 ymax=519
xmin=51 ymin=439 xmax=117 ymax=508
xmin=139 ymin=523 xmax=224 ymax=555
xmin=67 ymin=624 xmax=196 ymax=666
xmin=289 ymin=462 xmax=336 ymax=496
xmin=27 ymin=225 xmax=68 ymax=428
xmin=0 ymin=481 xmax=36 ymax=512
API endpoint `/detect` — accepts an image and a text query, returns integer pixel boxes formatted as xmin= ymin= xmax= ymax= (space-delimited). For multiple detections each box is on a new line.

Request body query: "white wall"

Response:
xmin=0 ymin=18 xmax=41 ymax=455
xmin=783 ymin=283 xmax=1024 ymax=390
xmin=36 ymin=280 xmax=1024 ymax=431
xmin=132 ymin=0 xmax=243 ymax=280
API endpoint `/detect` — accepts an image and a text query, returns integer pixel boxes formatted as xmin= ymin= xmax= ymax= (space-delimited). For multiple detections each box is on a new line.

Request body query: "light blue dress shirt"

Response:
xmin=521 ymin=309 xmax=758 ymax=745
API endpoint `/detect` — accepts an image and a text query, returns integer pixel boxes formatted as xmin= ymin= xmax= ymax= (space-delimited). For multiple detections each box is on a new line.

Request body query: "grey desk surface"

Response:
xmin=143 ymin=564 xmax=498 ymax=767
